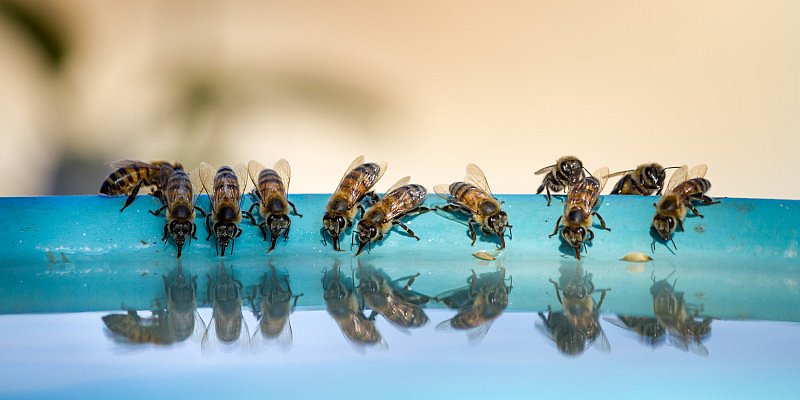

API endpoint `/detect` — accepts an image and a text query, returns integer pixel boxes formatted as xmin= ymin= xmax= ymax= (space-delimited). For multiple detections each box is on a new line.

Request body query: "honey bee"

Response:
xmin=549 ymin=167 xmax=610 ymax=259
xmin=354 ymin=177 xmax=430 ymax=256
xmin=609 ymin=163 xmax=678 ymax=196
xmin=535 ymin=156 xmax=585 ymax=206
xmin=435 ymin=164 xmax=512 ymax=249
xmin=651 ymin=272 xmax=713 ymax=356
xmin=244 ymin=159 xmax=303 ymax=253
xmin=651 ymin=164 xmax=719 ymax=250
xmin=605 ymin=315 xmax=666 ymax=348
xmin=163 ymin=263 xmax=204 ymax=343
xmin=322 ymin=262 xmax=385 ymax=347
xmin=102 ymin=309 xmax=171 ymax=345
xmin=537 ymin=306 xmax=588 ymax=356
xmin=99 ymin=160 xmax=181 ymax=211
xmin=203 ymin=263 xmax=249 ymax=351
xmin=194 ymin=163 xmax=248 ymax=256
xmin=250 ymin=265 xmax=302 ymax=349
xmin=322 ymin=156 xmax=387 ymax=251
xmin=435 ymin=267 xmax=512 ymax=344
xmin=547 ymin=264 xmax=610 ymax=351
xmin=357 ymin=261 xmax=430 ymax=329
xmin=150 ymin=165 xmax=204 ymax=258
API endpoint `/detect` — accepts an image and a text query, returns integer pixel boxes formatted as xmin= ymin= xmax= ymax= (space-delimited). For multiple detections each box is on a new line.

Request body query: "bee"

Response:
xmin=535 ymin=156 xmax=585 ymax=206
xmin=250 ymin=265 xmax=302 ymax=349
xmin=435 ymin=267 xmax=512 ymax=344
xmin=537 ymin=306 xmax=589 ymax=356
xmin=99 ymin=160 xmax=181 ymax=212
xmin=547 ymin=264 xmax=610 ymax=351
xmin=203 ymin=263 xmax=248 ymax=351
xmin=150 ymin=165 xmax=204 ymax=258
xmin=102 ymin=309 xmax=171 ymax=345
xmin=549 ymin=167 xmax=610 ymax=259
xmin=605 ymin=315 xmax=666 ymax=348
xmin=609 ymin=163 xmax=678 ymax=196
xmin=435 ymin=164 xmax=512 ymax=249
xmin=322 ymin=156 xmax=387 ymax=251
xmin=194 ymin=163 xmax=248 ymax=256
xmin=354 ymin=177 xmax=430 ymax=256
xmin=163 ymin=263 xmax=204 ymax=343
xmin=357 ymin=261 xmax=430 ymax=329
xmin=651 ymin=164 xmax=719 ymax=250
xmin=651 ymin=272 xmax=713 ymax=356
xmin=244 ymin=159 xmax=303 ymax=253
xmin=322 ymin=262 xmax=385 ymax=347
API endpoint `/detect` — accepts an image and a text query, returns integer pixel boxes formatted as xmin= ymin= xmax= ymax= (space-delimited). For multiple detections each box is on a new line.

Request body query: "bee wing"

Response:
xmin=201 ymin=313 xmax=251 ymax=354
xmin=193 ymin=162 xmax=215 ymax=197
xmin=665 ymin=165 xmax=689 ymax=192
xmin=590 ymin=327 xmax=611 ymax=352
xmin=385 ymin=182 xmax=427 ymax=222
xmin=465 ymin=163 xmax=493 ymax=197
xmin=342 ymin=155 xmax=366 ymax=181
xmin=592 ymin=166 xmax=610 ymax=192
xmin=234 ymin=163 xmax=249 ymax=195
xmin=465 ymin=321 xmax=494 ymax=345
xmin=384 ymin=176 xmax=412 ymax=195
xmin=247 ymin=160 xmax=267 ymax=199
xmin=250 ymin=317 xmax=293 ymax=353
xmin=688 ymin=164 xmax=708 ymax=180
xmin=273 ymin=159 xmax=292 ymax=193
xmin=607 ymin=169 xmax=633 ymax=178
xmin=433 ymin=183 xmax=455 ymax=202
xmin=534 ymin=164 xmax=555 ymax=175
xmin=338 ymin=159 xmax=388 ymax=209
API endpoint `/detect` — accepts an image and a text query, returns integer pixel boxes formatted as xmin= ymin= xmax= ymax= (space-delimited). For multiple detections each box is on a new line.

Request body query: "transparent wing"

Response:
xmin=385 ymin=183 xmax=427 ymax=221
xmin=534 ymin=165 xmax=555 ymax=175
xmin=247 ymin=160 xmax=266 ymax=200
xmin=341 ymin=155 xmax=366 ymax=182
xmin=339 ymin=159 xmax=387 ymax=209
xmin=591 ymin=328 xmax=611 ymax=352
xmin=109 ymin=159 xmax=155 ymax=169
xmin=688 ymin=164 xmax=708 ymax=180
xmin=234 ymin=163 xmax=249 ymax=195
xmin=465 ymin=321 xmax=493 ymax=345
xmin=465 ymin=163 xmax=493 ymax=197
xmin=384 ymin=176 xmax=412 ymax=195
xmin=592 ymin=166 xmax=610 ymax=192
xmin=666 ymin=165 xmax=689 ymax=192
xmin=433 ymin=183 xmax=455 ymax=202
xmin=201 ymin=314 xmax=250 ymax=355
xmin=250 ymin=317 xmax=293 ymax=353
xmin=194 ymin=162 xmax=215 ymax=198
xmin=273 ymin=159 xmax=292 ymax=193
xmin=607 ymin=169 xmax=633 ymax=178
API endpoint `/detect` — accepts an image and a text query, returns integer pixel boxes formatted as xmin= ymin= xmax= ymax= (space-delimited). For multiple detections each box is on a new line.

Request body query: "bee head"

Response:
xmin=214 ymin=222 xmax=240 ymax=256
xmin=561 ymin=227 xmax=587 ymax=256
xmin=487 ymin=211 xmax=509 ymax=248
xmin=322 ymin=213 xmax=347 ymax=249
xmin=267 ymin=214 xmax=291 ymax=238
xmin=354 ymin=221 xmax=378 ymax=256
xmin=561 ymin=158 xmax=584 ymax=185
xmin=651 ymin=215 xmax=676 ymax=241
xmin=169 ymin=220 xmax=195 ymax=258
xmin=563 ymin=281 xmax=588 ymax=300
xmin=323 ymin=272 xmax=349 ymax=301
xmin=358 ymin=273 xmax=380 ymax=295
xmin=642 ymin=164 xmax=665 ymax=190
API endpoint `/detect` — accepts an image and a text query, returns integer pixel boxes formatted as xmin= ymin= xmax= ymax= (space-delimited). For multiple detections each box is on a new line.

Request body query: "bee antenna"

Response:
xmin=663 ymin=166 xmax=681 ymax=170
xmin=670 ymin=237 xmax=677 ymax=251
xmin=583 ymin=166 xmax=593 ymax=177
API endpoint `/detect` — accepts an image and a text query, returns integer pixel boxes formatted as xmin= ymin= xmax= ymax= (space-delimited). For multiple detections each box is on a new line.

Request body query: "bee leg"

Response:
xmin=394 ymin=273 xmax=420 ymax=290
xmin=393 ymin=220 xmax=420 ymax=240
xmin=320 ymin=228 xmax=329 ymax=247
xmin=548 ymin=216 xmax=562 ymax=238
xmin=548 ymin=279 xmax=563 ymax=305
xmin=596 ymin=289 xmax=608 ymax=311
xmin=205 ymin=215 xmax=214 ymax=241
xmin=161 ymin=223 xmax=169 ymax=242
xmin=367 ymin=310 xmax=378 ymax=321
xmin=587 ymin=229 xmax=595 ymax=241
xmin=700 ymin=195 xmax=719 ymax=205
xmin=545 ymin=187 xmax=552 ymax=206
xmin=593 ymin=212 xmax=611 ymax=231
xmin=194 ymin=206 xmax=207 ymax=218
xmin=150 ymin=205 xmax=167 ymax=216
xmin=258 ymin=223 xmax=268 ymax=241
xmin=358 ymin=204 xmax=366 ymax=218
xmin=467 ymin=220 xmax=478 ymax=245
xmin=244 ymin=203 xmax=259 ymax=224
xmin=288 ymin=201 xmax=303 ymax=217
xmin=685 ymin=201 xmax=704 ymax=218
xmin=120 ymin=180 xmax=145 ymax=212
xmin=677 ymin=218 xmax=685 ymax=232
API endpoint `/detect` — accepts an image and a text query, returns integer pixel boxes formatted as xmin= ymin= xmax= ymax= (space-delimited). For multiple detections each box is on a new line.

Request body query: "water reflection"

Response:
xmin=538 ymin=264 xmax=609 ymax=355
xmin=435 ymin=266 xmax=512 ymax=344
xmin=102 ymin=263 xmax=203 ymax=345
xmin=203 ymin=262 xmax=249 ymax=352
xmin=249 ymin=264 xmax=302 ymax=350
xmin=357 ymin=260 xmax=431 ymax=329
xmin=322 ymin=261 xmax=386 ymax=348
xmin=607 ymin=271 xmax=714 ymax=356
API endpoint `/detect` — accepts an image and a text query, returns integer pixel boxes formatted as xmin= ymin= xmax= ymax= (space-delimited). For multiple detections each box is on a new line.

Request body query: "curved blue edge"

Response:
xmin=1 ymin=194 xmax=799 ymax=320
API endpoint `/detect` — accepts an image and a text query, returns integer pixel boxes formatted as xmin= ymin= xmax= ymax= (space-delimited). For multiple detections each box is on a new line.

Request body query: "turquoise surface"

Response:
xmin=1 ymin=194 xmax=799 ymax=320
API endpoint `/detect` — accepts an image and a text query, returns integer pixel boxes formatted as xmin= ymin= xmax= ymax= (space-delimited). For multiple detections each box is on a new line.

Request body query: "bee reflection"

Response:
xmin=203 ymin=262 xmax=249 ymax=352
xmin=102 ymin=263 xmax=203 ymax=346
xmin=357 ymin=260 xmax=431 ymax=329
xmin=435 ymin=266 xmax=512 ymax=344
xmin=323 ymin=261 xmax=386 ymax=348
xmin=538 ymin=264 xmax=609 ymax=355
xmin=249 ymin=264 xmax=302 ymax=350
xmin=650 ymin=271 xmax=713 ymax=356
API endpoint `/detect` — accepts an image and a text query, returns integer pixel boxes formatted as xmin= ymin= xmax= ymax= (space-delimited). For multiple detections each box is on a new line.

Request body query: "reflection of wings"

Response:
xmin=688 ymin=164 xmax=708 ymax=180
xmin=250 ymin=317 xmax=293 ymax=353
xmin=605 ymin=315 xmax=666 ymax=346
xmin=273 ymin=159 xmax=292 ymax=193
xmin=590 ymin=328 xmax=611 ymax=352
xmin=434 ymin=316 xmax=493 ymax=345
xmin=465 ymin=163 xmax=493 ymax=197
xmin=534 ymin=165 xmax=555 ymax=175
xmin=247 ymin=160 xmax=266 ymax=198
xmin=592 ymin=166 xmax=610 ymax=192
xmin=201 ymin=315 xmax=250 ymax=354
xmin=667 ymin=330 xmax=709 ymax=356
xmin=666 ymin=165 xmax=689 ymax=192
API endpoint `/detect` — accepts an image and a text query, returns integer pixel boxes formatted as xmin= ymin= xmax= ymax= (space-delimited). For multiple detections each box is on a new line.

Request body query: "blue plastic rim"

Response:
xmin=1 ymin=194 xmax=799 ymax=320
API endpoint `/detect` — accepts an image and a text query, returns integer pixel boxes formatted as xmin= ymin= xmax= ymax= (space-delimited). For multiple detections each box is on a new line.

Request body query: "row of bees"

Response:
xmin=102 ymin=262 xmax=714 ymax=356
xmin=100 ymin=156 xmax=718 ymax=259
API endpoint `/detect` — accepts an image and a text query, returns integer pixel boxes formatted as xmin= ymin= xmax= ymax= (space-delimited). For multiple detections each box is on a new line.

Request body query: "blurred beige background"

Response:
xmin=1 ymin=0 xmax=798 ymax=198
